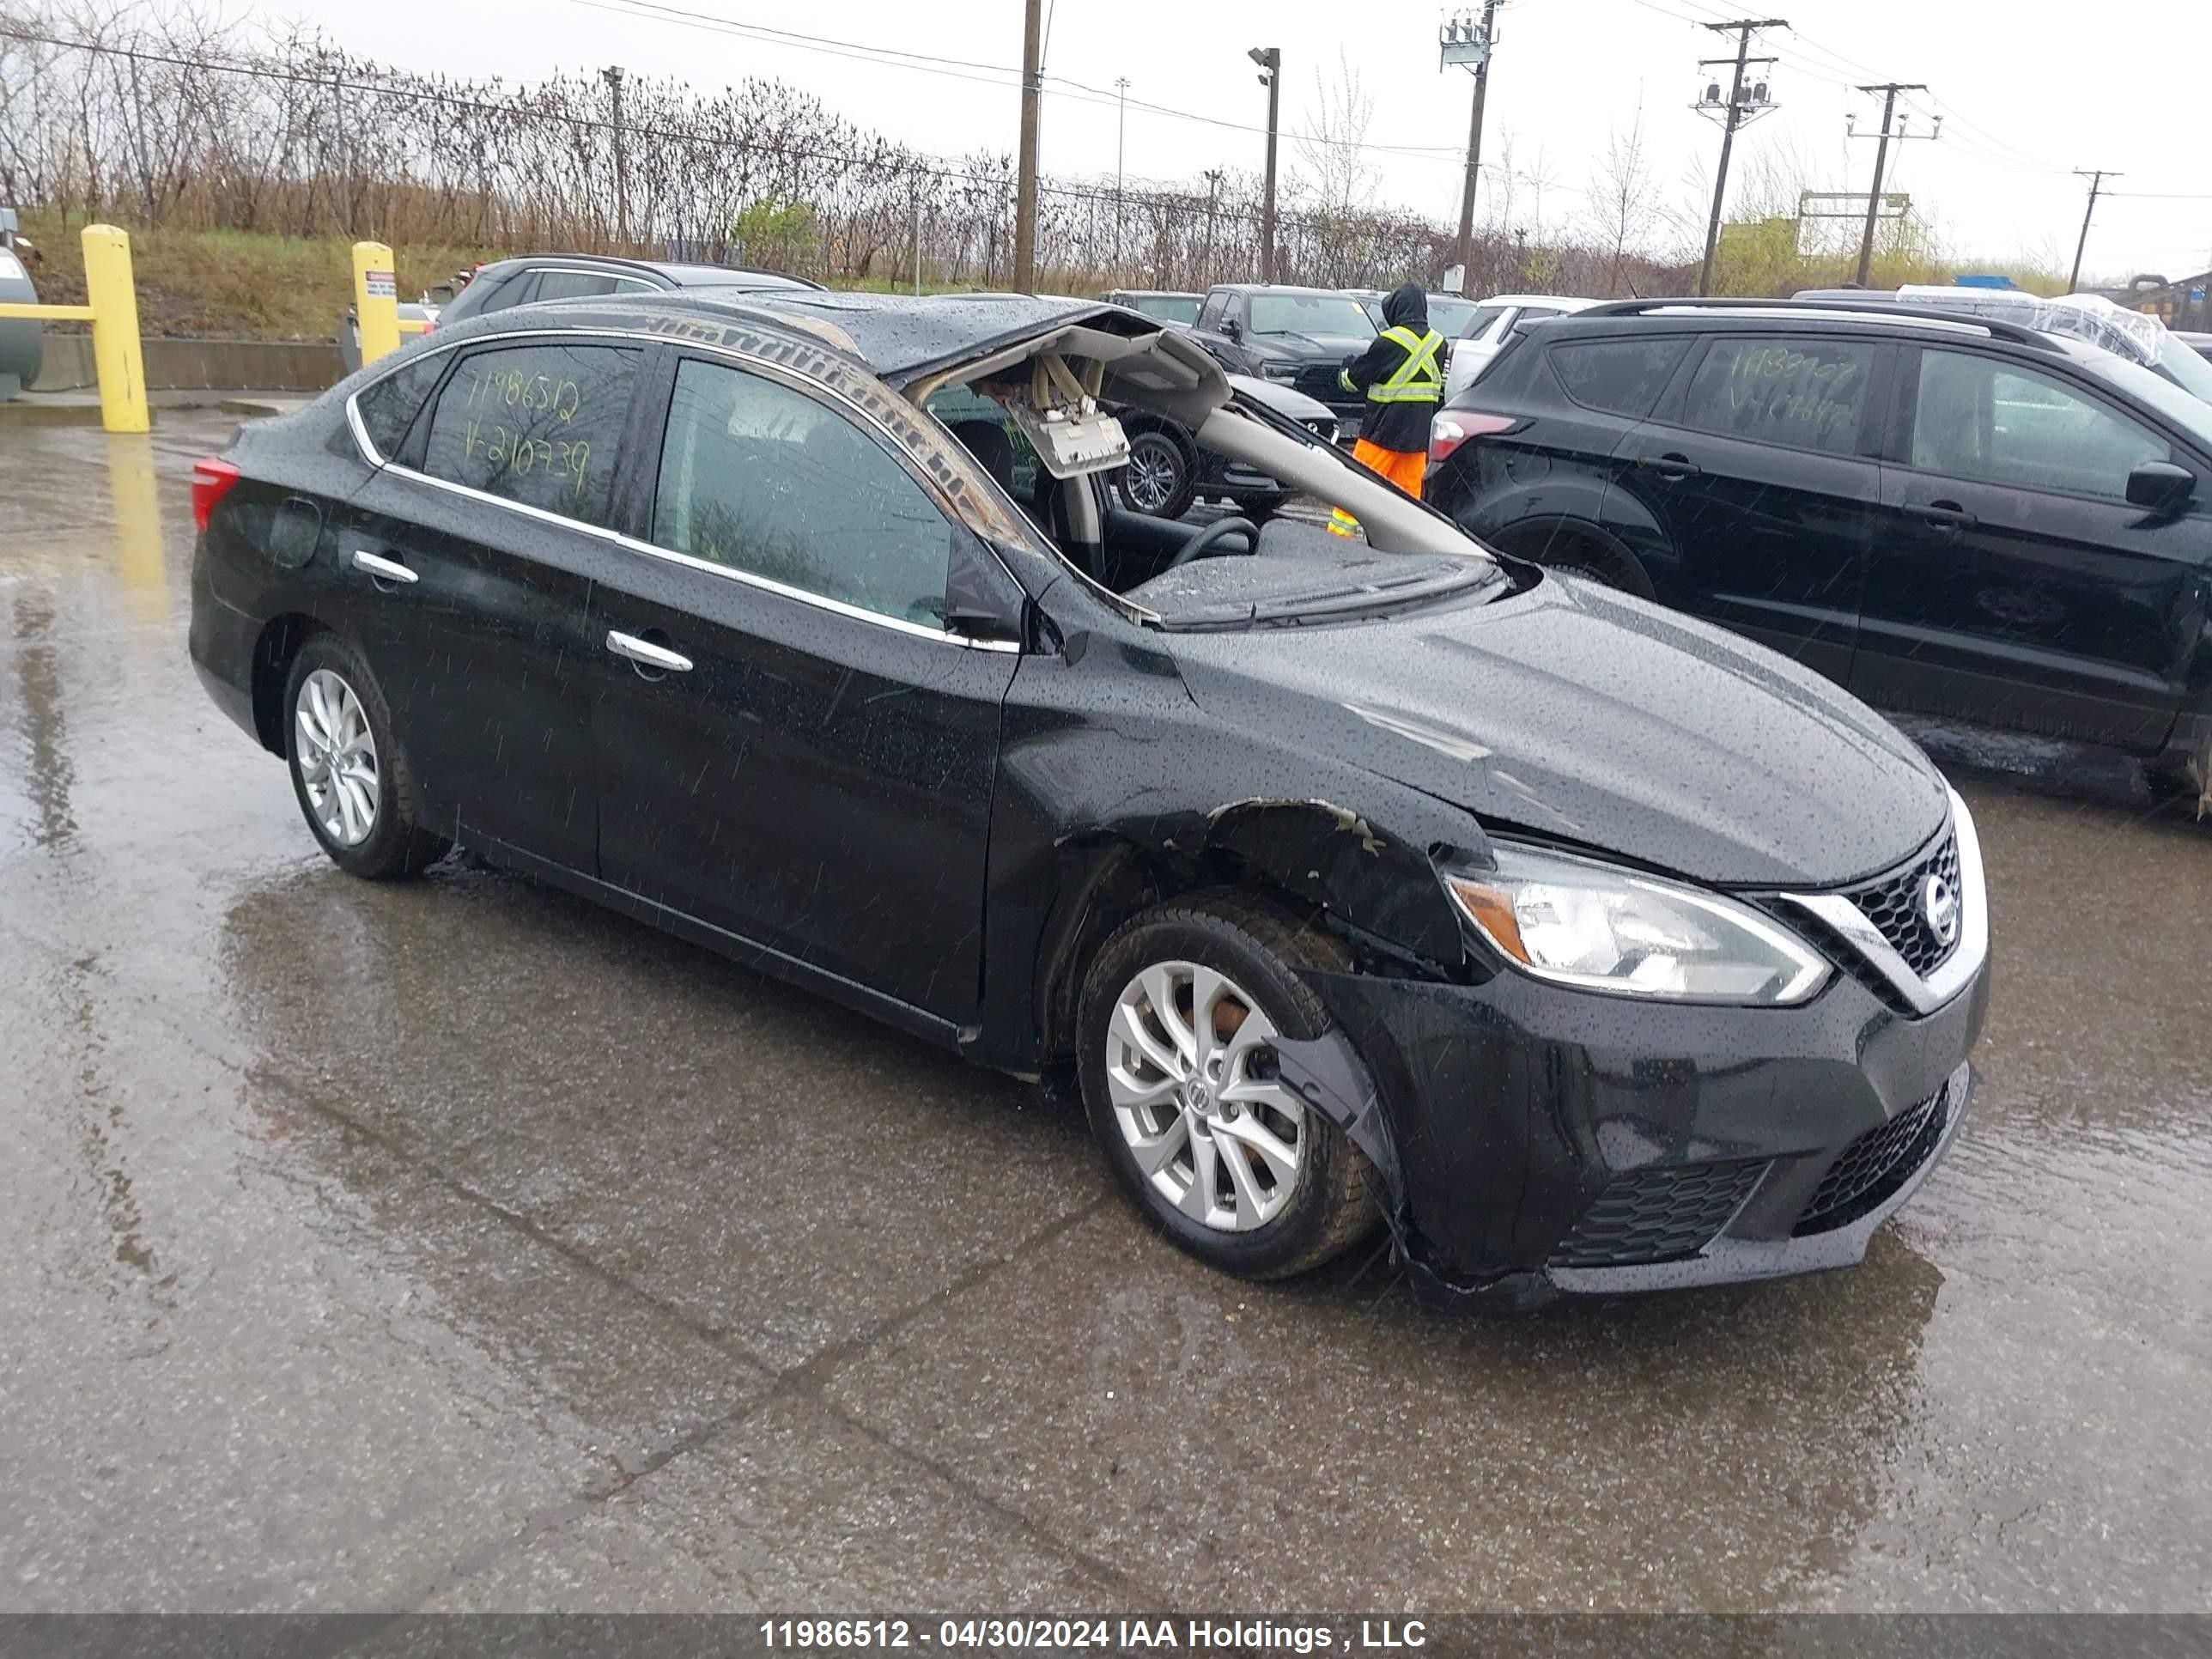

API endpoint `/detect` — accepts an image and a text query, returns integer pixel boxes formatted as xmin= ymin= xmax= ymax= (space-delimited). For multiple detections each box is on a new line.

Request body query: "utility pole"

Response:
xmin=1115 ymin=76 xmax=1130 ymax=198
xmin=1012 ymin=0 xmax=1043 ymax=291
xmin=1200 ymin=168 xmax=1224 ymax=286
xmin=1441 ymin=3 xmax=1499 ymax=290
xmin=1850 ymin=82 xmax=1926 ymax=284
xmin=1114 ymin=76 xmax=1130 ymax=275
xmin=603 ymin=67 xmax=630 ymax=251
xmin=2068 ymin=169 xmax=2118 ymax=292
xmin=1248 ymin=47 xmax=1280 ymax=283
xmin=1694 ymin=18 xmax=1787 ymax=295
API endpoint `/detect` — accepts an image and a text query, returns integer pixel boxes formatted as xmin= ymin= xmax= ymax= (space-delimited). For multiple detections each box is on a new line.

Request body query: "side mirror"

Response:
xmin=1220 ymin=317 xmax=1241 ymax=339
xmin=2126 ymin=460 xmax=2196 ymax=516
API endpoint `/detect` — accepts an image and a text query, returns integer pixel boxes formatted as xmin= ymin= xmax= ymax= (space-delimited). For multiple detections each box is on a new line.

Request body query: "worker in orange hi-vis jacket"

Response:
xmin=1328 ymin=281 xmax=1446 ymax=538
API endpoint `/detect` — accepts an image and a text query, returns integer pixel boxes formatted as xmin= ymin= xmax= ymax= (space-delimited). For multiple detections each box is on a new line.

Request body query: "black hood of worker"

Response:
xmin=1381 ymin=282 xmax=1429 ymax=331
xmin=1161 ymin=567 xmax=1949 ymax=890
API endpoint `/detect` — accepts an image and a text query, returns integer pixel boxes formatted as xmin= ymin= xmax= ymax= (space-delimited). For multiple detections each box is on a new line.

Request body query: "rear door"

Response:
xmin=1611 ymin=330 xmax=1889 ymax=682
xmin=587 ymin=349 xmax=1023 ymax=1023
xmin=1855 ymin=343 xmax=2207 ymax=750
xmin=343 ymin=336 xmax=644 ymax=870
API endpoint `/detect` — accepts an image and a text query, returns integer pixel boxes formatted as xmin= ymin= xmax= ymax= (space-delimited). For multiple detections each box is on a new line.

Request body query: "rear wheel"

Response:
xmin=1079 ymin=896 xmax=1377 ymax=1279
xmin=283 ymin=635 xmax=447 ymax=879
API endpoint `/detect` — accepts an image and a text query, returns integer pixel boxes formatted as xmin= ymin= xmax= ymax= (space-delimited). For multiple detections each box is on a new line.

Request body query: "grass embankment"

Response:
xmin=18 ymin=211 xmax=496 ymax=339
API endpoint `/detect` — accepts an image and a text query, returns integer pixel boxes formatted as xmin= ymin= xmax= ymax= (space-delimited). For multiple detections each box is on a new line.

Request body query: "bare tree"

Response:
xmin=1583 ymin=111 xmax=1660 ymax=295
xmin=1291 ymin=50 xmax=1377 ymax=223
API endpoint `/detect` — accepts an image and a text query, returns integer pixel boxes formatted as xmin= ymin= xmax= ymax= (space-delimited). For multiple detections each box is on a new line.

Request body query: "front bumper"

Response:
xmin=1301 ymin=946 xmax=1989 ymax=1311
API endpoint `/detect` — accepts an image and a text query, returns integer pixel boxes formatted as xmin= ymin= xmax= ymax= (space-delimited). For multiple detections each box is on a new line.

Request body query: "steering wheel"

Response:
xmin=1164 ymin=516 xmax=1261 ymax=571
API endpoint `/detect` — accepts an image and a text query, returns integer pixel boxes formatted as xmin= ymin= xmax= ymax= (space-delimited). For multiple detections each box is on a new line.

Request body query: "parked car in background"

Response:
xmin=188 ymin=287 xmax=1986 ymax=1307
xmin=1440 ymin=294 xmax=1599 ymax=400
xmin=1109 ymin=374 xmax=1339 ymax=519
xmin=1427 ymin=297 xmax=2212 ymax=800
xmin=2183 ymin=331 xmax=2212 ymax=362
xmin=434 ymin=254 xmax=823 ymax=331
xmin=1350 ymin=289 xmax=1489 ymax=339
xmin=1794 ymin=286 xmax=2212 ymax=404
xmin=1186 ymin=284 xmax=1377 ymax=438
xmin=1101 ymin=289 xmax=1202 ymax=327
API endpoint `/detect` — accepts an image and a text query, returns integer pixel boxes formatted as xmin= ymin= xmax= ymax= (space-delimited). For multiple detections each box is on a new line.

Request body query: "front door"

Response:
xmin=1616 ymin=331 xmax=1887 ymax=683
xmin=588 ymin=352 xmax=1021 ymax=1023
xmin=343 ymin=337 xmax=644 ymax=869
xmin=1855 ymin=344 xmax=2207 ymax=750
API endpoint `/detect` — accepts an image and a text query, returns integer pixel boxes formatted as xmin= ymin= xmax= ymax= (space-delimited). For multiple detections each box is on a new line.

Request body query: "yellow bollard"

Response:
xmin=352 ymin=241 xmax=402 ymax=367
xmin=82 ymin=224 xmax=149 ymax=434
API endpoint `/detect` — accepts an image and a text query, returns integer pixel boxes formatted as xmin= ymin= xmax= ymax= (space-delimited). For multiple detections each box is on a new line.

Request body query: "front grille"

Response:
xmin=1548 ymin=1160 xmax=1769 ymax=1268
xmin=1294 ymin=362 xmax=1358 ymax=411
xmin=1840 ymin=827 xmax=1962 ymax=978
xmin=1793 ymin=1085 xmax=1949 ymax=1236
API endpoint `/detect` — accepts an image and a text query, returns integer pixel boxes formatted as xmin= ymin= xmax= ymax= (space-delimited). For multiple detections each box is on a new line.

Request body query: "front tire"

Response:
xmin=1078 ymin=896 xmax=1377 ymax=1279
xmin=1115 ymin=428 xmax=1197 ymax=520
xmin=283 ymin=635 xmax=447 ymax=879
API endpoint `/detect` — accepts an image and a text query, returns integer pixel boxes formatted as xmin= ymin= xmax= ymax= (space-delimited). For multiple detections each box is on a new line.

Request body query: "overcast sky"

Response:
xmin=285 ymin=0 xmax=2209 ymax=285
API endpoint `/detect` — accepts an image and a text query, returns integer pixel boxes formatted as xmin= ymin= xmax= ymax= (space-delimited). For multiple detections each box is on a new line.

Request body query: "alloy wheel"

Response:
xmin=295 ymin=668 xmax=380 ymax=848
xmin=1105 ymin=960 xmax=1307 ymax=1231
xmin=1122 ymin=438 xmax=1182 ymax=514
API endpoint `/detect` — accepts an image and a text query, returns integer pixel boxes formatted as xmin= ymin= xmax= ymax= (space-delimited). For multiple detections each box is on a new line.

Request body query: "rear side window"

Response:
xmin=419 ymin=342 xmax=641 ymax=526
xmin=1677 ymin=336 xmax=1876 ymax=455
xmin=475 ymin=272 xmax=534 ymax=313
xmin=1548 ymin=337 xmax=1690 ymax=419
xmin=652 ymin=357 xmax=952 ymax=627
xmin=353 ymin=353 xmax=445 ymax=460
xmin=1458 ymin=303 xmax=1507 ymax=340
xmin=529 ymin=270 xmax=653 ymax=301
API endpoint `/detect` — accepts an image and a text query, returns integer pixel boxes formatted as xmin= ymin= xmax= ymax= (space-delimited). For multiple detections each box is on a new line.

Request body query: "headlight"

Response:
xmin=1259 ymin=361 xmax=1299 ymax=381
xmin=1445 ymin=845 xmax=1830 ymax=1005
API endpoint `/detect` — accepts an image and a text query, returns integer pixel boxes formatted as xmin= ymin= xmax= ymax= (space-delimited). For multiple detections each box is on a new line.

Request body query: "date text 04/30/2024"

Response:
xmin=757 ymin=1620 xmax=1429 ymax=1651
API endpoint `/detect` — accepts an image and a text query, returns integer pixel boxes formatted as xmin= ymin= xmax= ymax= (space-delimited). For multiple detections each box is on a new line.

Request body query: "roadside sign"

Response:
xmin=363 ymin=270 xmax=397 ymax=300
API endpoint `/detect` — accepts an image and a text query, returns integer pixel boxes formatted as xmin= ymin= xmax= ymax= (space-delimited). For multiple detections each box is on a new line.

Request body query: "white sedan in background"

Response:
xmin=1442 ymin=294 xmax=1599 ymax=400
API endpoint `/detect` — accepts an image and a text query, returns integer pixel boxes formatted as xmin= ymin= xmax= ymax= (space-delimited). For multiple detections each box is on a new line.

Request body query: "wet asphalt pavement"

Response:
xmin=3 ymin=415 xmax=2209 ymax=1614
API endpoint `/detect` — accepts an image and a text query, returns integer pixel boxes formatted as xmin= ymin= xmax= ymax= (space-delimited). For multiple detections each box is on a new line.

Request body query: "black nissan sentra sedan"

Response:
xmin=188 ymin=290 xmax=1988 ymax=1310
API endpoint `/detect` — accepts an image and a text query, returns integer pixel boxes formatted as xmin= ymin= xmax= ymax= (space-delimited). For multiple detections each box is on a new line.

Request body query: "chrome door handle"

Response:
xmin=605 ymin=630 xmax=693 ymax=673
xmin=350 ymin=549 xmax=418 ymax=585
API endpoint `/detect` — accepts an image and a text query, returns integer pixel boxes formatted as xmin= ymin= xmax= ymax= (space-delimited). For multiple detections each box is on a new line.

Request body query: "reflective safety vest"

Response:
xmin=1343 ymin=325 xmax=1446 ymax=404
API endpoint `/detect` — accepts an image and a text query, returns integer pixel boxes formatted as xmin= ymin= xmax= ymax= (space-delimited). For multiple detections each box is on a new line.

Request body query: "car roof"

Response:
xmin=461 ymin=289 xmax=1146 ymax=387
xmin=1206 ymin=283 xmax=1361 ymax=298
xmin=1108 ymin=289 xmax=1199 ymax=300
xmin=474 ymin=253 xmax=822 ymax=291
xmin=1481 ymin=294 xmax=1599 ymax=309
xmin=1559 ymin=297 xmax=2106 ymax=361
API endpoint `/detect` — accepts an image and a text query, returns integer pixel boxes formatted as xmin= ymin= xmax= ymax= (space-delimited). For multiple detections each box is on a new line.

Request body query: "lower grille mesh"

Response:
xmin=1794 ymin=1085 xmax=1950 ymax=1236
xmin=1549 ymin=1160 xmax=1768 ymax=1268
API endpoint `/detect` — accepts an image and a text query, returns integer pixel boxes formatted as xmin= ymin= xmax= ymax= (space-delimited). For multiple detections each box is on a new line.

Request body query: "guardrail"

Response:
xmin=0 ymin=224 xmax=149 ymax=431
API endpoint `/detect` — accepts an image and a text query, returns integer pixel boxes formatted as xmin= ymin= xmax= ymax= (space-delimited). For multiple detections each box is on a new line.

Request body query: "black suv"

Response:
xmin=435 ymin=254 xmax=822 ymax=329
xmin=1187 ymin=284 xmax=1378 ymax=438
xmin=1428 ymin=299 xmax=2212 ymax=793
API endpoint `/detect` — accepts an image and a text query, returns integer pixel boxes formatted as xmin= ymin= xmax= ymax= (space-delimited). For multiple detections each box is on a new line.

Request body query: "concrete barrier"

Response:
xmin=31 ymin=334 xmax=346 ymax=393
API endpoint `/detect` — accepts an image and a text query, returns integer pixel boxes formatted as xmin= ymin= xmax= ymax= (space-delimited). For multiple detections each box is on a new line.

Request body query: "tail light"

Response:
xmin=191 ymin=457 xmax=242 ymax=532
xmin=1429 ymin=410 xmax=1522 ymax=464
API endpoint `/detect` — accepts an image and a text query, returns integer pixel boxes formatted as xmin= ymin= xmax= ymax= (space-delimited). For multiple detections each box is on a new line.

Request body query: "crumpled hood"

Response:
xmin=1165 ymin=572 xmax=1948 ymax=890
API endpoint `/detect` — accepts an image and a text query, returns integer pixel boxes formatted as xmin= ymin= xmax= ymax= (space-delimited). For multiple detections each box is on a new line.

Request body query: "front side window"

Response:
xmin=651 ymin=358 xmax=953 ymax=627
xmin=1911 ymin=350 xmax=2169 ymax=500
xmin=1677 ymin=335 xmax=1876 ymax=455
xmin=419 ymin=342 xmax=640 ymax=526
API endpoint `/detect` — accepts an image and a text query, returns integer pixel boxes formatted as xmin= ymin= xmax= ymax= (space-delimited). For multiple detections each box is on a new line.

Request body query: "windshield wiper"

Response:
xmin=1158 ymin=562 xmax=1506 ymax=632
